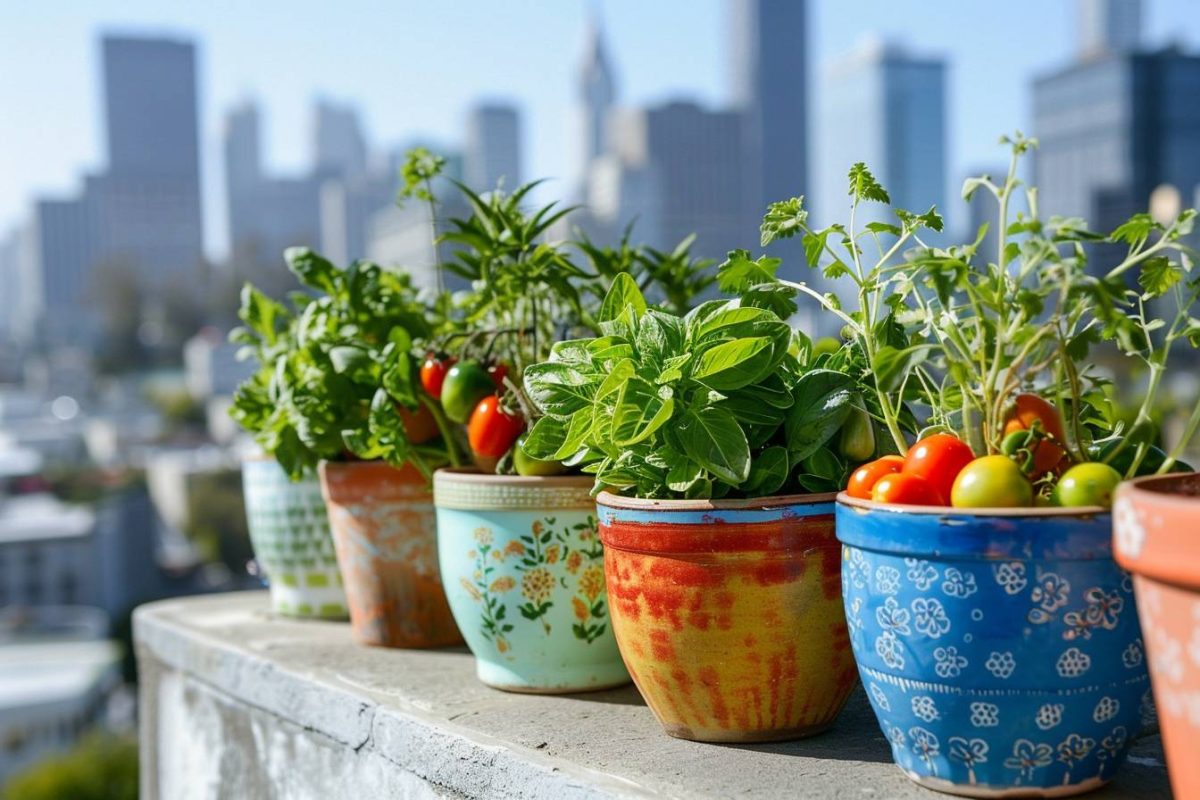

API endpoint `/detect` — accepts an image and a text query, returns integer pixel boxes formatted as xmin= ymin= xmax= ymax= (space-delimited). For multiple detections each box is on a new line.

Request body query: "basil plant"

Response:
xmin=521 ymin=273 xmax=874 ymax=499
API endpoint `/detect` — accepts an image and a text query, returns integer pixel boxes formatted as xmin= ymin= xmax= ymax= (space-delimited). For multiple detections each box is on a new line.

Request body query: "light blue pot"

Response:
xmin=837 ymin=495 xmax=1149 ymax=797
xmin=434 ymin=469 xmax=630 ymax=693
xmin=241 ymin=457 xmax=348 ymax=619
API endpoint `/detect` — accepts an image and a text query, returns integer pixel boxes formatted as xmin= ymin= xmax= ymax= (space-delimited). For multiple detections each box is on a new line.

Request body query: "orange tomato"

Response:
xmin=902 ymin=433 xmax=975 ymax=504
xmin=1003 ymin=393 xmax=1068 ymax=475
xmin=399 ymin=403 xmax=440 ymax=445
xmin=846 ymin=455 xmax=905 ymax=499
xmin=871 ymin=472 xmax=944 ymax=506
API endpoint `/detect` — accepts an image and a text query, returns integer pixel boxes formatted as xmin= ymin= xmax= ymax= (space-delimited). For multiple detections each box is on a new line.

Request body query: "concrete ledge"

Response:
xmin=134 ymin=592 xmax=1172 ymax=799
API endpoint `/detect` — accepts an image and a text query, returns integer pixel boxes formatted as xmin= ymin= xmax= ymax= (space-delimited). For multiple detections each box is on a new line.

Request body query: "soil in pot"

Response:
xmin=597 ymin=492 xmax=857 ymax=743
xmin=1114 ymin=472 xmax=1200 ymax=800
xmin=434 ymin=469 xmax=629 ymax=693
xmin=838 ymin=495 xmax=1150 ymax=798
xmin=319 ymin=460 xmax=461 ymax=648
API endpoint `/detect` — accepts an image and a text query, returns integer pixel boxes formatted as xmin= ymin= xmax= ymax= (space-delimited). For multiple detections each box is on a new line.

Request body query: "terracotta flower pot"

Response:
xmin=838 ymin=495 xmax=1150 ymax=798
xmin=318 ymin=461 xmax=461 ymax=648
xmin=596 ymin=492 xmax=856 ymax=743
xmin=433 ymin=469 xmax=629 ymax=693
xmin=1113 ymin=472 xmax=1200 ymax=800
xmin=241 ymin=457 xmax=348 ymax=619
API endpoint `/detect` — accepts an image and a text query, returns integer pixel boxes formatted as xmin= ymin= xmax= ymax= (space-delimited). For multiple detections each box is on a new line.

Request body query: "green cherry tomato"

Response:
xmin=950 ymin=455 xmax=1034 ymax=509
xmin=1053 ymin=462 xmax=1123 ymax=509
xmin=440 ymin=360 xmax=496 ymax=424
xmin=838 ymin=406 xmax=876 ymax=463
xmin=1089 ymin=440 xmax=1193 ymax=478
xmin=512 ymin=435 xmax=568 ymax=477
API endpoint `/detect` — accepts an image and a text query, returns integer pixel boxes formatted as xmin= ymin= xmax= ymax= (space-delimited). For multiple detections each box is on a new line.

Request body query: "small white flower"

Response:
xmin=985 ymin=651 xmax=1017 ymax=679
xmin=1113 ymin=495 xmax=1146 ymax=559
xmin=1093 ymin=696 xmax=1120 ymax=723
xmin=909 ymin=726 xmax=941 ymax=765
xmin=846 ymin=548 xmax=870 ymax=589
xmin=912 ymin=695 xmax=940 ymax=722
xmin=969 ymin=701 xmax=999 ymax=727
xmin=1056 ymin=647 xmax=1092 ymax=678
xmin=875 ymin=565 xmax=901 ymax=595
xmin=905 ymin=558 xmax=939 ymax=591
xmin=941 ymin=567 xmax=978 ymax=599
xmin=948 ymin=737 xmax=989 ymax=768
xmin=1035 ymin=703 xmax=1064 ymax=730
xmin=994 ymin=562 xmax=1027 ymax=594
xmin=888 ymin=725 xmax=907 ymax=748
xmin=1004 ymin=739 xmax=1053 ymax=779
xmin=933 ymin=645 xmax=968 ymax=678
xmin=912 ymin=597 xmax=951 ymax=638
xmin=876 ymin=596 xmax=912 ymax=635
xmin=1122 ymin=640 xmax=1144 ymax=669
xmin=876 ymin=630 xmax=905 ymax=670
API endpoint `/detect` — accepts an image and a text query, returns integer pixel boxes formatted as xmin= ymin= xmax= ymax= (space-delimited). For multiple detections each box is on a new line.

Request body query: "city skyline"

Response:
xmin=5 ymin=0 xmax=1200 ymax=262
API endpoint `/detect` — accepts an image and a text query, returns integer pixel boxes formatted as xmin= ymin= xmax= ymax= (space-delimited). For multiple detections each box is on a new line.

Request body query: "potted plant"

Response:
xmin=523 ymin=264 xmax=876 ymax=741
xmin=753 ymin=133 xmax=1197 ymax=795
xmin=1114 ymin=472 xmax=1200 ymax=800
xmin=274 ymin=244 xmax=463 ymax=649
xmin=229 ymin=284 xmax=349 ymax=619
xmin=425 ymin=165 xmax=719 ymax=693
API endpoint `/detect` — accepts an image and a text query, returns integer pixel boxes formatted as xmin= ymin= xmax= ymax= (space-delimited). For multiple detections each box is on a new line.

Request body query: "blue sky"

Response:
xmin=2 ymin=0 xmax=1198 ymax=258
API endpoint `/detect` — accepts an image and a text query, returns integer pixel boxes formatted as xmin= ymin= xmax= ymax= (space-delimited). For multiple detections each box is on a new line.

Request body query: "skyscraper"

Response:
xmin=731 ymin=0 xmax=809 ymax=216
xmin=577 ymin=15 xmax=617 ymax=185
xmin=223 ymin=102 xmax=263 ymax=259
xmin=314 ymin=100 xmax=368 ymax=179
xmin=1033 ymin=47 xmax=1200 ymax=246
xmin=817 ymin=39 xmax=947 ymax=233
xmin=1080 ymin=0 xmax=1143 ymax=58
xmin=464 ymin=103 xmax=522 ymax=192
xmin=91 ymin=35 xmax=204 ymax=289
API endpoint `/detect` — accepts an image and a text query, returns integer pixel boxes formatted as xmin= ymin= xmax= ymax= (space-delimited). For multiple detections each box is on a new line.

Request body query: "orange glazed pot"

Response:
xmin=1113 ymin=472 xmax=1200 ymax=800
xmin=319 ymin=461 xmax=461 ymax=648
xmin=596 ymin=492 xmax=856 ymax=743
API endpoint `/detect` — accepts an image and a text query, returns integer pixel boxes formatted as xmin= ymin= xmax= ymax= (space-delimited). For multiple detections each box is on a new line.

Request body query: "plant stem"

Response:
xmin=421 ymin=393 xmax=464 ymax=467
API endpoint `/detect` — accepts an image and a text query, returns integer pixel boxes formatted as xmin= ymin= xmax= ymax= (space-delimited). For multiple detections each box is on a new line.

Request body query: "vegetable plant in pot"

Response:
xmin=278 ymin=246 xmax=462 ymax=648
xmin=755 ymin=134 xmax=1197 ymax=795
xmin=229 ymin=284 xmax=348 ymax=619
xmin=523 ymin=270 xmax=876 ymax=742
xmin=427 ymin=176 xmax=720 ymax=693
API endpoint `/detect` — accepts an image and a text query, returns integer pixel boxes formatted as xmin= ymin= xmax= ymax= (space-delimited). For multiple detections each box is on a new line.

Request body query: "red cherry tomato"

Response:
xmin=487 ymin=362 xmax=509 ymax=390
xmin=902 ymin=433 xmax=975 ymax=503
xmin=399 ymin=403 xmax=439 ymax=445
xmin=420 ymin=354 xmax=455 ymax=400
xmin=1002 ymin=393 xmax=1068 ymax=476
xmin=467 ymin=394 xmax=526 ymax=459
xmin=871 ymin=472 xmax=944 ymax=506
xmin=846 ymin=455 xmax=905 ymax=499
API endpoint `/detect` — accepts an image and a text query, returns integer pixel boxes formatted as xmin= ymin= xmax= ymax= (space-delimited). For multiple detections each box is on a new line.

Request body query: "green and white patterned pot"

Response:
xmin=242 ymin=457 xmax=348 ymax=619
xmin=434 ymin=469 xmax=630 ymax=693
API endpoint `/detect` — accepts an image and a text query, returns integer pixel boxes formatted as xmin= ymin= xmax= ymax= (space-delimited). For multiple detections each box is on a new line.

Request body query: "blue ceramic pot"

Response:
xmin=837 ymin=495 xmax=1150 ymax=797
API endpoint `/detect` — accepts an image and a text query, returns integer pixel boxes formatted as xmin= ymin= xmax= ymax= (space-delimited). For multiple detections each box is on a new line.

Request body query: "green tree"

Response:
xmin=2 ymin=734 xmax=138 ymax=800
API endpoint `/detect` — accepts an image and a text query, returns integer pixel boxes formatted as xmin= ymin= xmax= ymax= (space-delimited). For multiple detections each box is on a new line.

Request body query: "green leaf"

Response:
xmin=285 ymin=247 xmax=340 ymax=295
xmin=692 ymin=337 xmax=775 ymax=391
xmin=760 ymin=197 xmax=808 ymax=247
xmin=665 ymin=457 xmax=704 ymax=494
xmin=848 ymin=163 xmax=890 ymax=204
xmin=599 ymin=272 xmax=647 ymax=323
xmin=1138 ymin=256 xmax=1183 ymax=298
xmin=677 ymin=405 xmax=751 ymax=485
xmin=865 ymin=221 xmax=902 ymax=237
xmin=612 ymin=380 xmax=675 ymax=446
xmin=785 ymin=369 xmax=854 ymax=461
xmin=329 ymin=345 xmax=374 ymax=381
xmin=716 ymin=250 xmax=782 ymax=294
xmin=522 ymin=362 xmax=597 ymax=419
xmin=871 ymin=345 xmax=931 ymax=394
xmin=744 ymin=446 xmax=789 ymax=496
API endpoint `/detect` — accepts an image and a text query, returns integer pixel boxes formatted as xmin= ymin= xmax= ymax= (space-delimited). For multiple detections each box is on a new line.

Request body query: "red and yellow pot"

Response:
xmin=1114 ymin=473 xmax=1200 ymax=800
xmin=596 ymin=492 xmax=856 ymax=743
xmin=319 ymin=460 xmax=461 ymax=649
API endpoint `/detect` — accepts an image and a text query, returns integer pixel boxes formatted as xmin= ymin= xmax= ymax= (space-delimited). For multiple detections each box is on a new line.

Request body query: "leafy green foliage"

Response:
xmin=523 ymin=278 xmax=864 ymax=498
xmin=230 ymin=248 xmax=460 ymax=479
xmin=397 ymin=147 xmax=446 ymax=204
xmin=574 ymin=225 xmax=717 ymax=315
xmin=2 ymin=734 xmax=138 ymax=800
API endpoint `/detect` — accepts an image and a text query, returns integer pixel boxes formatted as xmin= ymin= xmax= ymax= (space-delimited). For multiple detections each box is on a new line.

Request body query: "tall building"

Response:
xmin=314 ymin=100 xmax=368 ymax=179
xmin=1033 ymin=47 xmax=1200 ymax=247
xmin=28 ymin=199 xmax=94 ymax=342
xmin=464 ymin=103 xmax=522 ymax=192
xmin=577 ymin=16 xmax=617 ymax=185
xmin=1080 ymin=0 xmax=1143 ymax=58
xmin=223 ymin=102 xmax=263 ymax=257
xmin=731 ymin=0 xmax=808 ymax=217
xmin=93 ymin=35 xmax=204 ymax=289
xmin=610 ymin=101 xmax=750 ymax=258
xmin=817 ymin=39 xmax=947 ymax=233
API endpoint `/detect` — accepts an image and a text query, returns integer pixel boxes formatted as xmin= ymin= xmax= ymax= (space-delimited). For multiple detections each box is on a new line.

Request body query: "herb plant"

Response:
xmin=521 ymin=273 xmax=873 ymax=498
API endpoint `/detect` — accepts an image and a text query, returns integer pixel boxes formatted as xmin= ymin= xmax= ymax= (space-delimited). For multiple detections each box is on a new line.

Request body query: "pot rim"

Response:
xmin=595 ymin=490 xmax=837 ymax=512
xmin=433 ymin=467 xmax=594 ymax=488
xmin=836 ymin=492 xmax=1108 ymax=518
xmin=1117 ymin=471 xmax=1200 ymax=507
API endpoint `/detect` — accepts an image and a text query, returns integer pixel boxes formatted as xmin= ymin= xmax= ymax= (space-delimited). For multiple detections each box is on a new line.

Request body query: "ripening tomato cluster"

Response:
xmin=420 ymin=353 xmax=564 ymax=475
xmin=846 ymin=394 xmax=1124 ymax=509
